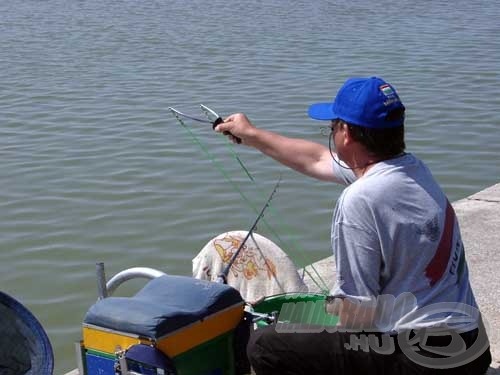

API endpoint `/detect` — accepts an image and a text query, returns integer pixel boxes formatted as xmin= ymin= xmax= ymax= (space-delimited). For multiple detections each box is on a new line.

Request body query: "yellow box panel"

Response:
xmin=83 ymin=326 xmax=151 ymax=354
xmin=157 ymin=304 xmax=244 ymax=357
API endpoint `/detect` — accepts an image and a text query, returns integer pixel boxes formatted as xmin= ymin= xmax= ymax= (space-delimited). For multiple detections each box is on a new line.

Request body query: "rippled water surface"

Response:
xmin=1 ymin=0 xmax=499 ymax=372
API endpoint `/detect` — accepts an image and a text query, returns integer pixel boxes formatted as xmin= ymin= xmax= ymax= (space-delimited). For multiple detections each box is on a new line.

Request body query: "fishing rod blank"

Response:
xmin=216 ymin=176 xmax=281 ymax=284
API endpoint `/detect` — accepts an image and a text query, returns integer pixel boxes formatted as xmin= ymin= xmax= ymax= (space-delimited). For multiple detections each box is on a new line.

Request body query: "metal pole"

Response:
xmin=96 ymin=262 xmax=108 ymax=299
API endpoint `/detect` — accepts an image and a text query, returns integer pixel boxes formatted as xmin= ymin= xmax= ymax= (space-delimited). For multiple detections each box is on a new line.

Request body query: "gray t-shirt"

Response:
xmin=330 ymin=153 xmax=478 ymax=332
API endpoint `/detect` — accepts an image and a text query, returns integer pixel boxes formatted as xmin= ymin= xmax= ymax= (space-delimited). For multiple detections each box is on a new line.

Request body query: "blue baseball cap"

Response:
xmin=308 ymin=77 xmax=405 ymax=128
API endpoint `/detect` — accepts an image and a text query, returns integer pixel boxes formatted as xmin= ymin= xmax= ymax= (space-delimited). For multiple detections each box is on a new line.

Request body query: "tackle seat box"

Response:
xmin=82 ymin=274 xmax=245 ymax=358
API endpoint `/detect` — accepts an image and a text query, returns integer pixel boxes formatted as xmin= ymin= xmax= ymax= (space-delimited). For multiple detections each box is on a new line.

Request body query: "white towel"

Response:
xmin=193 ymin=231 xmax=307 ymax=303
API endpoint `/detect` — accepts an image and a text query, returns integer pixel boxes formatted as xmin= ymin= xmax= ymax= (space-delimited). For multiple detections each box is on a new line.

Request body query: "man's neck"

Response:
xmin=344 ymin=148 xmax=382 ymax=178
xmin=350 ymin=152 xmax=406 ymax=178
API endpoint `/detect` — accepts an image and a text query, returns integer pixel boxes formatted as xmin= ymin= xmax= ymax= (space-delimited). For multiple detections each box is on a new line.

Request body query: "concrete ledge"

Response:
xmin=454 ymin=183 xmax=500 ymax=371
xmin=302 ymin=183 xmax=500 ymax=372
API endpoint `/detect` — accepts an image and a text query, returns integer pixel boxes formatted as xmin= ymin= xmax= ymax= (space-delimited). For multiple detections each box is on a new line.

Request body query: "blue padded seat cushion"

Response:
xmin=83 ymin=275 xmax=243 ymax=338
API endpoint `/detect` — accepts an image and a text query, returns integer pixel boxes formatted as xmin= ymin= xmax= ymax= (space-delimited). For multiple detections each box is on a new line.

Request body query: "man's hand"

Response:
xmin=214 ymin=113 xmax=257 ymax=145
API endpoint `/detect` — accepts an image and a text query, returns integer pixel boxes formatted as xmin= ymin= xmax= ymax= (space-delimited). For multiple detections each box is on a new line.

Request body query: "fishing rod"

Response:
xmin=216 ymin=176 xmax=281 ymax=284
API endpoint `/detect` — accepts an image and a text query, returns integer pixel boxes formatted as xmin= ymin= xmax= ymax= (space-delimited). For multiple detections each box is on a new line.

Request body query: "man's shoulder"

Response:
xmin=342 ymin=154 xmax=439 ymax=208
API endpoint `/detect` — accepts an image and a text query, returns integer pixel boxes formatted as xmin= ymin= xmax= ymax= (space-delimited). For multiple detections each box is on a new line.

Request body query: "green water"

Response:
xmin=1 ymin=0 xmax=499 ymax=372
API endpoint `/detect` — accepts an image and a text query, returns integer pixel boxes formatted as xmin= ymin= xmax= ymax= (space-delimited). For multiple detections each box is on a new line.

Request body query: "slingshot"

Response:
xmin=169 ymin=104 xmax=241 ymax=143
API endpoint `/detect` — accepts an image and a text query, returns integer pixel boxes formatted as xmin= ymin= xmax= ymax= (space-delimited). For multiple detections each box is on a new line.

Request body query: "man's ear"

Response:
xmin=342 ymin=124 xmax=354 ymax=146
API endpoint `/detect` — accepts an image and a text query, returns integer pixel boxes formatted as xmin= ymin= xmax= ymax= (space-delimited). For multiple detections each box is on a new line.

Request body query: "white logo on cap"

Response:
xmin=380 ymin=84 xmax=400 ymax=106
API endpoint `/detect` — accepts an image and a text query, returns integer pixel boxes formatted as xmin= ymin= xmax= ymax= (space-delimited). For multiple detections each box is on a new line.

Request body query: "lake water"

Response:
xmin=1 ymin=0 xmax=499 ymax=372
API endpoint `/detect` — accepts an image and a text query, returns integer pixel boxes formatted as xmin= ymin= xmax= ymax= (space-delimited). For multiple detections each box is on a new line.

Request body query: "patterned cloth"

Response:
xmin=193 ymin=231 xmax=307 ymax=303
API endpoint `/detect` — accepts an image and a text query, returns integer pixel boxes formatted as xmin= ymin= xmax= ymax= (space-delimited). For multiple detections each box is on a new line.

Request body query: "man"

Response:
xmin=215 ymin=77 xmax=492 ymax=374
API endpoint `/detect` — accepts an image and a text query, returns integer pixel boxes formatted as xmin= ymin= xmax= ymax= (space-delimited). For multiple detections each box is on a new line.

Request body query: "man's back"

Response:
xmin=331 ymin=153 xmax=478 ymax=332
